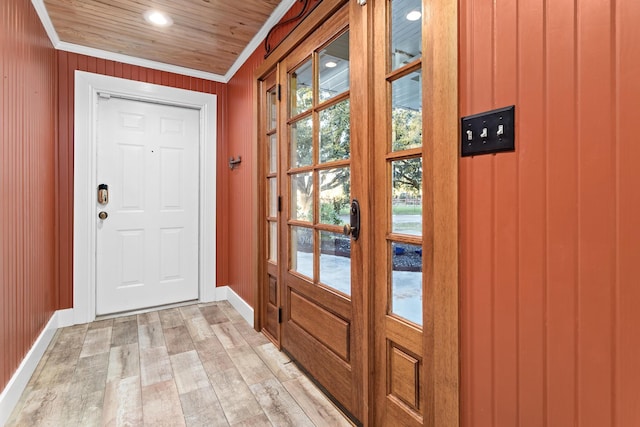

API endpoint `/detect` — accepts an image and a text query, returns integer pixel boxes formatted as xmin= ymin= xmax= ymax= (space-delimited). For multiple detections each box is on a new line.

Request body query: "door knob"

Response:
xmin=343 ymin=199 xmax=360 ymax=240
xmin=98 ymin=211 xmax=108 ymax=220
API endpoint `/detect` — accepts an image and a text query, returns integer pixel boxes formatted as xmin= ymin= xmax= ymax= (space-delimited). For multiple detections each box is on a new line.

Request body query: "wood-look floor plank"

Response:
xmin=89 ymin=318 xmax=114 ymax=330
xmin=218 ymin=301 xmax=246 ymax=323
xmin=179 ymin=304 xmax=203 ymax=320
xmin=102 ymin=375 xmax=143 ymax=427
xmin=211 ymin=322 xmax=247 ymax=349
xmin=164 ymin=325 xmax=195 ymax=355
xmin=141 ymin=379 xmax=186 ymax=427
xmin=193 ymin=335 xmax=225 ymax=360
xmin=200 ymin=304 xmax=230 ymax=325
xmin=56 ymin=323 xmax=89 ymax=348
xmin=232 ymin=319 xmax=271 ymax=348
xmin=140 ymin=346 xmax=173 ymax=387
xmin=6 ymin=384 xmax=70 ymax=426
xmin=250 ymin=377 xmax=314 ymax=426
xmin=61 ymin=353 xmax=109 ymax=425
xmin=179 ymin=386 xmax=229 ymax=427
xmin=158 ymin=308 xmax=184 ymax=329
xmin=107 ymin=343 xmax=140 ymax=381
xmin=63 ymin=389 xmax=105 ymax=426
xmin=209 ymin=367 xmax=265 ymax=425
xmin=8 ymin=303 xmax=353 ymax=427
xmin=227 ymin=345 xmax=276 ymax=386
xmin=111 ymin=318 xmax=138 ymax=347
xmin=254 ymin=343 xmax=303 ymax=382
xmin=229 ymin=413 xmax=272 ymax=426
xmin=31 ymin=341 xmax=82 ymax=389
xmin=80 ymin=326 xmax=113 ymax=358
xmin=170 ymin=350 xmax=210 ymax=394
xmin=199 ymin=346 xmax=236 ymax=379
xmin=137 ymin=311 xmax=160 ymax=326
xmin=283 ymin=376 xmax=353 ymax=427
xmin=138 ymin=321 xmax=165 ymax=349
xmin=185 ymin=316 xmax=216 ymax=342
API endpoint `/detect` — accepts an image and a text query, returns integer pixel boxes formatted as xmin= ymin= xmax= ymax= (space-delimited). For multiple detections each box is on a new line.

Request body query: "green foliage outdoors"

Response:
xmin=291 ymin=86 xmax=423 ymax=225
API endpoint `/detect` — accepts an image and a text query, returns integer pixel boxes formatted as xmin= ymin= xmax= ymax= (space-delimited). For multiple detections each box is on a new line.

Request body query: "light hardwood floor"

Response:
xmin=7 ymin=301 xmax=353 ymax=426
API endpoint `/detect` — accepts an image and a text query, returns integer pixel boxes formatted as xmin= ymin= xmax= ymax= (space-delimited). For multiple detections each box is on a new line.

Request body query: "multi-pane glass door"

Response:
xmin=260 ymin=71 xmax=280 ymax=343
xmin=258 ymin=0 xmax=458 ymax=424
xmin=279 ymin=6 xmax=364 ymax=421
xmin=288 ymin=29 xmax=352 ymax=296
xmin=374 ymin=0 xmax=429 ymax=425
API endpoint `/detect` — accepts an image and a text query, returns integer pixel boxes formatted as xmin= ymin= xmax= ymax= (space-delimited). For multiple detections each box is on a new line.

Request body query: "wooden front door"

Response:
xmin=257 ymin=0 xmax=458 ymax=425
xmin=279 ymin=7 xmax=365 ymax=421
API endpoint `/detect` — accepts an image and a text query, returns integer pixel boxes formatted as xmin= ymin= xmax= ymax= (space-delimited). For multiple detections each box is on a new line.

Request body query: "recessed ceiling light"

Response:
xmin=144 ymin=10 xmax=173 ymax=27
xmin=406 ymin=10 xmax=422 ymax=21
xmin=325 ymin=61 xmax=337 ymax=68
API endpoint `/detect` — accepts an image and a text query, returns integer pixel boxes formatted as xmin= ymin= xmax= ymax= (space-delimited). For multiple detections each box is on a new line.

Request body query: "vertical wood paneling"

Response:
xmin=0 ymin=0 xmax=58 ymax=392
xmin=56 ymin=53 xmax=229 ymax=308
xmin=460 ymin=0 xmax=640 ymax=425
xmin=223 ymin=1 xmax=322 ymax=306
xmin=227 ymin=48 xmax=266 ymax=306
xmin=545 ymin=0 xmax=579 ymax=425
xmin=616 ymin=2 xmax=640 ymax=424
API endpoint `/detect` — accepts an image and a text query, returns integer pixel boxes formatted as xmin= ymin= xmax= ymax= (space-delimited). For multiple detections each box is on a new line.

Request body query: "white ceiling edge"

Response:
xmin=224 ymin=0 xmax=297 ymax=82
xmin=30 ymin=0 xmax=297 ymax=84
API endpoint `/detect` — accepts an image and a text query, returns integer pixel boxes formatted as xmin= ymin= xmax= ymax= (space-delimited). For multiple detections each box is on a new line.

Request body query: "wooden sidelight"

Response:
xmin=255 ymin=0 xmax=458 ymax=425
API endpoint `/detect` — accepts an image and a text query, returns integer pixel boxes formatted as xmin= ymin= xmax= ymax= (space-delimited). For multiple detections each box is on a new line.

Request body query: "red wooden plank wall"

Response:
xmin=226 ymin=0 xmax=320 ymax=306
xmin=459 ymin=0 xmax=640 ymax=425
xmin=56 ymin=52 xmax=229 ymax=308
xmin=0 ymin=0 xmax=58 ymax=392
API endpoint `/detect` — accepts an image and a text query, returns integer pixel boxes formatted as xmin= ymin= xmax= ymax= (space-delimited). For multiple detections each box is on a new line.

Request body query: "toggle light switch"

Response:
xmin=460 ymin=105 xmax=515 ymax=156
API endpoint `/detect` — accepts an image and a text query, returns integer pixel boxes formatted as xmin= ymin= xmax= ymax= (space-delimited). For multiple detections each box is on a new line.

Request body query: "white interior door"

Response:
xmin=96 ymin=96 xmax=200 ymax=315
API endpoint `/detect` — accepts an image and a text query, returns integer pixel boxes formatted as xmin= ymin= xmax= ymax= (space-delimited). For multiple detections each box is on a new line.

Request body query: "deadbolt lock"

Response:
xmin=98 ymin=211 xmax=108 ymax=220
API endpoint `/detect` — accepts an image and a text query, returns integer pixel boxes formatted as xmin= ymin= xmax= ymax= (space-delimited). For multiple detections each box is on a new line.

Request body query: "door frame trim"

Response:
xmin=73 ymin=70 xmax=217 ymax=324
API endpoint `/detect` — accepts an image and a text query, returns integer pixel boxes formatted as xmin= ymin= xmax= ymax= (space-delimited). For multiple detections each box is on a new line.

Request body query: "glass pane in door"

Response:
xmin=268 ymin=88 xmax=277 ymax=130
xmin=290 ymin=226 xmax=313 ymax=279
xmin=390 ymin=241 xmax=423 ymax=325
xmin=319 ymin=99 xmax=351 ymax=163
xmin=291 ymin=172 xmax=313 ymax=222
xmin=290 ymin=58 xmax=313 ymax=116
xmin=269 ymin=221 xmax=277 ymax=262
xmin=268 ymin=178 xmax=278 ymax=217
xmin=391 ymin=158 xmax=422 ymax=235
xmin=320 ymin=167 xmax=350 ymax=225
xmin=319 ymin=31 xmax=350 ymax=102
xmin=391 ymin=70 xmax=422 ymax=151
xmin=319 ymin=231 xmax=351 ymax=295
xmin=290 ymin=116 xmax=313 ymax=168
xmin=269 ymin=134 xmax=277 ymax=173
xmin=390 ymin=0 xmax=422 ymax=71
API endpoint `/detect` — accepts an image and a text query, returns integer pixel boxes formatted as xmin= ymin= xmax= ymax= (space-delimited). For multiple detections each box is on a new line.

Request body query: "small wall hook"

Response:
xmin=229 ymin=156 xmax=242 ymax=170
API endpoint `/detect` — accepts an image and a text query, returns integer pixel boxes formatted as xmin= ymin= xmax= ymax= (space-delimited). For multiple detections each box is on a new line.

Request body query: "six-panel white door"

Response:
xmin=96 ymin=96 xmax=199 ymax=315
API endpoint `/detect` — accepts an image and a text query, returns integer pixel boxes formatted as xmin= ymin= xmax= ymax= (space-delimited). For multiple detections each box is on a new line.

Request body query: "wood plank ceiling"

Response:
xmin=43 ymin=0 xmax=283 ymax=75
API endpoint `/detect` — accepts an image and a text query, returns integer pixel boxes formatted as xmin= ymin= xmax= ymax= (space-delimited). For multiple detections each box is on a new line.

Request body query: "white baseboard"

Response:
xmin=0 ymin=288 xmax=253 ymax=424
xmin=214 ymin=285 xmax=254 ymax=327
xmin=0 ymin=310 xmax=67 ymax=426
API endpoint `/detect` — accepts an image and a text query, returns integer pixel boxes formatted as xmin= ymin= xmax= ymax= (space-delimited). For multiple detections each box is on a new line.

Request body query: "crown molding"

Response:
xmin=58 ymin=41 xmax=227 ymax=82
